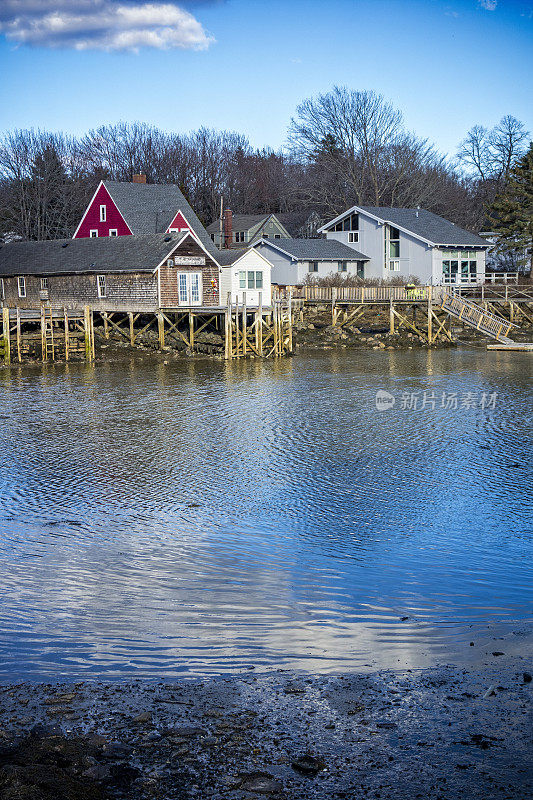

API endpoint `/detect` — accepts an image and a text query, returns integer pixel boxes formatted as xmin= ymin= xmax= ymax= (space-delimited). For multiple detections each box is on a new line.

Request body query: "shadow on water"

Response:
xmin=0 ymin=348 xmax=531 ymax=679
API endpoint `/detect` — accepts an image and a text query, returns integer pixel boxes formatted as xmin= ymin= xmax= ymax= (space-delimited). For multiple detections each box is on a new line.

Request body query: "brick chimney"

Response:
xmin=224 ymin=209 xmax=233 ymax=249
xmin=132 ymin=173 xmax=147 ymax=184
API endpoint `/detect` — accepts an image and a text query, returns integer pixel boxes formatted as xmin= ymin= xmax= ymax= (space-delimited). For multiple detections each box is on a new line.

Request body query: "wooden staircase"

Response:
xmin=41 ymin=307 xmax=55 ymax=361
xmin=440 ymin=291 xmax=516 ymax=343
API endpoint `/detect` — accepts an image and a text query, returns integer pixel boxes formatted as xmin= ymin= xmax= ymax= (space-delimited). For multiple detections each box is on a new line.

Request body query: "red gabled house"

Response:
xmin=73 ymin=174 xmax=218 ymax=257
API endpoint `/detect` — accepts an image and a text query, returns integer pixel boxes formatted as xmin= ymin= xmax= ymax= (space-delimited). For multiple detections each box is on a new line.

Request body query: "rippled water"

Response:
xmin=0 ymin=348 xmax=531 ymax=680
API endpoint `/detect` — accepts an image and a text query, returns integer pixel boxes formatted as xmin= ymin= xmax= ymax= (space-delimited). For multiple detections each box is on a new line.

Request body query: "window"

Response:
xmin=357 ymin=261 xmax=365 ymax=278
xmin=100 ymin=205 xmax=106 ymax=222
xmin=389 ymin=226 xmax=400 ymax=258
xmin=245 ymin=271 xmax=263 ymax=289
xmin=97 ymin=275 xmax=107 ymax=298
xmin=263 ymin=234 xmax=269 ymax=239
xmin=109 ymin=229 xmax=117 ymax=237
xmin=442 ymin=250 xmax=477 ymax=283
xmin=179 ymin=273 xmax=188 ymax=303
xmin=40 ymin=277 xmax=48 ymax=290
xmin=211 ymin=234 xmax=215 ymax=241
xmin=90 ymin=230 xmax=98 ymax=238
xmin=389 ymin=260 xmax=400 ymax=271
xmin=308 ymin=261 xmax=319 ymax=273
xmin=18 ymin=276 xmax=26 ymax=298
xmin=239 ymin=270 xmax=246 ymax=288
xmin=274 ymin=234 xmax=281 ymax=239
xmin=234 ymin=231 xmax=245 ymax=243
xmin=349 ymin=232 xmax=359 ymax=243
xmin=337 ymin=261 xmax=347 ymax=272
xmin=332 ymin=213 xmax=358 ymax=232
xmin=167 ymin=258 xmax=174 ymax=267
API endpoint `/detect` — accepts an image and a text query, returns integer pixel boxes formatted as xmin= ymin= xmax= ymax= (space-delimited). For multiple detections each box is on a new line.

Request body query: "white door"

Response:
xmin=177 ymin=272 xmax=203 ymax=306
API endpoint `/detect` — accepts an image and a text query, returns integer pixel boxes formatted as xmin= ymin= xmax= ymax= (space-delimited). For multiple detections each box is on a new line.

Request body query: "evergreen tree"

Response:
xmin=489 ymin=142 xmax=533 ymax=280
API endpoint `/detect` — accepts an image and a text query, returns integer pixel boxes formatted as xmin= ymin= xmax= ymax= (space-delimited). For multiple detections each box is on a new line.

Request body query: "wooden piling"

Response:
xmin=389 ymin=299 xmax=395 ymax=335
xmin=16 ymin=307 xmax=21 ymax=362
xmin=128 ymin=312 xmax=134 ymax=346
xmin=188 ymin=311 xmax=194 ymax=351
xmin=427 ymin=286 xmax=433 ymax=344
xmin=103 ymin=311 xmax=109 ymax=339
xmin=40 ymin=307 xmax=46 ymax=362
xmin=242 ymin=292 xmax=247 ymax=356
xmin=2 ymin=307 xmax=10 ymax=365
xmin=157 ymin=313 xmax=165 ymax=350
xmin=287 ymin=288 xmax=293 ymax=353
xmin=84 ymin=306 xmax=92 ymax=361
xmin=64 ymin=308 xmax=69 ymax=362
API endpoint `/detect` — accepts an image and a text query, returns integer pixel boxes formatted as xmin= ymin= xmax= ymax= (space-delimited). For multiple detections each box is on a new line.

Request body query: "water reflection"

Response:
xmin=0 ymin=349 xmax=531 ymax=679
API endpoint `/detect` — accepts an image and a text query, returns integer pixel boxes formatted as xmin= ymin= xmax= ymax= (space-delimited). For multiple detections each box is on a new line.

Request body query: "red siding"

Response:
xmin=74 ymin=184 xmax=132 ymax=239
xmin=166 ymin=210 xmax=191 ymax=233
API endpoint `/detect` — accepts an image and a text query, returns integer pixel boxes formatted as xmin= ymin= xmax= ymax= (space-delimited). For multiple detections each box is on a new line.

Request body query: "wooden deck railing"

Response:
xmin=274 ymin=285 xmax=433 ymax=302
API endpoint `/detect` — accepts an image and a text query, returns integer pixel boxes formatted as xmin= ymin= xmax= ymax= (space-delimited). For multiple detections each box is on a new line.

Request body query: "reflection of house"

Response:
xmin=320 ymin=206 xmax=490 ymax=285
xmin=207 ymin=212 xmax=291 ymax=248
xmin=74 ymin=174 xmax=218 ymax=258
xmin=254 ymin=238 xmax=368 ymax=285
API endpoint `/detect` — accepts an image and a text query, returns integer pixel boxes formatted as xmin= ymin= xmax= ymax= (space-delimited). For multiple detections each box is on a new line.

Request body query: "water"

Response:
xmin=0 ymin=348 xmax=531 ymax=680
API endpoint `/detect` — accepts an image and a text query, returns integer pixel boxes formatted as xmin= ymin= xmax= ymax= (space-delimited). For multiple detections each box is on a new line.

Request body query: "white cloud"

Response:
xmin=478 ymin=0 xmax=497 ymax=10
xmin=0 ymin=0 xmax=215 ymax=52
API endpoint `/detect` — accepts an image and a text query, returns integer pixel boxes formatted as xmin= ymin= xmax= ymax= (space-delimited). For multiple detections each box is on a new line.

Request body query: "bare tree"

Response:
xmin=457 ymin=116 xmax=529 ymax=183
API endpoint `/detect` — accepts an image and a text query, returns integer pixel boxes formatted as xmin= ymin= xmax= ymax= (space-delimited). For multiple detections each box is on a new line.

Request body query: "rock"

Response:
xmin=291 ymin=755 xmax=326 ymax=776
xmin=523 ymin=672 xmax=532 ymax=683
xmin=400 ymin=616 xmax=409 ymax=621
xmin=132 ymin=711 xmax=152 ymax=724
xmin=492 ymin=651 xmax=505 ymax=657
xmin=83 ymin=764 xmax=111 ymax=781
xmin=169 ymin=726 xmax=207 ymax=738
xmin=44 ymin=692 xmax=77 ymax=705
xmin=377 ymin=721 xmax=398 ymax=729
xmin=483 ymin=686 xmax=496 ymax=699
xmin=239 ymin=771 xmax=282 ymax=793
xmin=284 ymin=681 xmax=306 ymax=695
xmin=102 ymin=741 xmax=133 ymax=759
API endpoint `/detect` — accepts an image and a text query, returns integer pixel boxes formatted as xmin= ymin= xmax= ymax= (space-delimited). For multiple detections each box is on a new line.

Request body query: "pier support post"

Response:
xmin=2 ymin=307 xmax=10 ymax=365
xmin=389 ymin=299 xmax=395 ymax=335
xmin=64 ymin=309 xmax=69 ymax=362
xmin=242 ymin=293 xmax=247 ymax=356
xmin=16 ymin=307 xmax=21 ymax=362
xmin=157 ymin=313 xmax=165 ymax=350
xmin=103 ymin=311 xmax=109 ymax=340
xmin=257 ymin=291 xmax=263 ymax=357
xmin=128 ymin=312 xmax=134 ymax=346
xmin=427 ymin=286 xmax=433 ymax=344
xmin=84 ymin=306 xmax=92 ymax=361
xmin=188 ymin=312 xmax=194 ymax=351
xmin=288 ymin=288 xmax=293 ymax=353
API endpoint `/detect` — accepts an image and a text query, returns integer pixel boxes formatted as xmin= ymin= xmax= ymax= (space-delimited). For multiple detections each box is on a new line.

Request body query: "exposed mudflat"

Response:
xmin=1 ymin=665 xmax=531 ymax=800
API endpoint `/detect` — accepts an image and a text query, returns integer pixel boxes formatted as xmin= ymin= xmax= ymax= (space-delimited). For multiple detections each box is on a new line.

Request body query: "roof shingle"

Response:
xmin=0 ymin=233 xmax=186 ymax=277
xmin=358 ymin=207 xmax=490 ymax=247
xmin=256 ymin=238 xmax=368 ymax=261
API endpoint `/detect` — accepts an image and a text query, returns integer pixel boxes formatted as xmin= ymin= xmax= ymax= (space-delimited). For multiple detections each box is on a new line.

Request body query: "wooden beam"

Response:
xmin=16 ymin=307 xmax=21 ymax=362
xmin=2 ymin=307 xmax=10 ymax=365
xmin=157 ymin=313 xmax=165 ymax=350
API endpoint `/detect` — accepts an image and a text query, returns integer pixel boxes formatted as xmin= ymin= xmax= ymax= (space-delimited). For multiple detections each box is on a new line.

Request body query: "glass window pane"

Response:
xmin=248 ymin=271 xmax=255 ymax=289
xmin=239 ymin=271 xmax=246 ymax=288
xmin=179 ymin=274 xmax=188 ymax=302
xmin=390 ymin=241 xmax=400 ymax=258
xmin=255 ymin=271 xmax=263 ymax=288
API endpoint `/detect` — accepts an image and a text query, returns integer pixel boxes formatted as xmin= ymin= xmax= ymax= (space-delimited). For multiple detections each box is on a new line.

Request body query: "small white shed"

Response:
xmin=218 ymin=248 xmax=273 ymax=307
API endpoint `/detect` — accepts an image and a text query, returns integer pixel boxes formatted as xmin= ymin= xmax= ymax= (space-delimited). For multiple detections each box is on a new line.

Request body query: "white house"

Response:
xmin=319 ymin=206 xmax=491 ymax=285
xmin=218 ymin=247 xmax=273 ymax=306
xmin=253 ymin=238 xmax=368 ymax=286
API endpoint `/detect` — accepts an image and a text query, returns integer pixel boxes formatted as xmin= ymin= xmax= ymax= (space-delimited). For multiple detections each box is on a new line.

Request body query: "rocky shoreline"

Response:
xmin=1 ymin=664 xmax=531 ymax=800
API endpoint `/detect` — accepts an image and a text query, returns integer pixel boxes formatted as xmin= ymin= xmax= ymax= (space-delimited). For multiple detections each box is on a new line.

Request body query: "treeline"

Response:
xmin=0 ymin=87 xmax=529 ymax=242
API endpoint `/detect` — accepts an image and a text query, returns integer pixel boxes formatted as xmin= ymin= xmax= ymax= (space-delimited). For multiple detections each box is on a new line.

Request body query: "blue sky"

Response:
xmin=0 ymin=0 xmax=532 ymax=159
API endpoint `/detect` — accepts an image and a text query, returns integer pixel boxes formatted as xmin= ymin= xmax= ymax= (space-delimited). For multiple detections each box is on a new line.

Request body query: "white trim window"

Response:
xmin=90 ymin=230 xmax=98 ymax=238
xmin=337 ymin=261 xmax=347 ymax=273
xmin=389 ymin=260 xmax=400 ymax=271
xmin=109 ymin=229 xmax=118 ymax=237
xmin=167 ymin=258 xmax=174 ymax=267
xmin=308 ymin=261 xmax=319 ymax=273
xmin=349 ymin=232 xmax=359 ymax=243
xmin=40 ymin=277 xmax=49 ymax=290
xmin=100 ymin=205 xmax=107 ymax=222
xmin=234 ymin=231 xmax=245 ymax=243
xmin=97 ymin=275 xmax=107 ymax=298
xmin=18 ymin=276 xmax=26 ymax=298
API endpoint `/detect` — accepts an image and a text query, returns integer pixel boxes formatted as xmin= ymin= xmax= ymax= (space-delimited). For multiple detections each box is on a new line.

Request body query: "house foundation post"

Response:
xmin=2 ymin=307 xmax=10 ymax=365
xmin=157 ymin=313 xmax=165 ymax=349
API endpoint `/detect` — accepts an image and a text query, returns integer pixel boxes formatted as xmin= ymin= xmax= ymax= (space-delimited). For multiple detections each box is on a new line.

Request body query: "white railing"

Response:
xmin=484 ymin=272 xmax=519 ymax=284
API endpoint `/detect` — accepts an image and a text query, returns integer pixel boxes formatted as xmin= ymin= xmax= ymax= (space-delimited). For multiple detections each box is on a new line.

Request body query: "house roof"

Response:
xmin=320 ymin=206 xmax=490 ymax=247
xmin=103 ymin=181 xmax=218 ymax=256
xmin=255 ymin=238 xmax=369 ymax=261
xmin=206 ymin=213 xmax=291 ymax=237
xmin=0 ymin=232 xmax=187 ymax=277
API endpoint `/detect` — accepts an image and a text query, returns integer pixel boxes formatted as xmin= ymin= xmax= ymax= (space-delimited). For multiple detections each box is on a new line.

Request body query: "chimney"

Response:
xmin=224 ymin=209 xmax=233 ymax=249
xmin=133 ymin=173 xmax=147 ymax=184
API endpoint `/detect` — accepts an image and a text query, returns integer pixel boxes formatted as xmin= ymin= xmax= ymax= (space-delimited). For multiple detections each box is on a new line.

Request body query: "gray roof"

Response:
xmin=0 ymin=232 xmax=187 ymax=277
xmin=358 ymin=207 xmax=490 ymax=247
xmin=206 ymin=213 xmax=291 ymax=237
xmin=103 ymin=181 xmax=218 ymax=256
xmin=256 ymin=238 xmax=368 ymax=261
xmin=215 ymin=249 xmax=249 ymax=266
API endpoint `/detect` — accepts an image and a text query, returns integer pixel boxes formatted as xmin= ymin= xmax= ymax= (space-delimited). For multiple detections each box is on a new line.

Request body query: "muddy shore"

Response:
xmin=1 ymin=663 xmax=531 ymax=800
